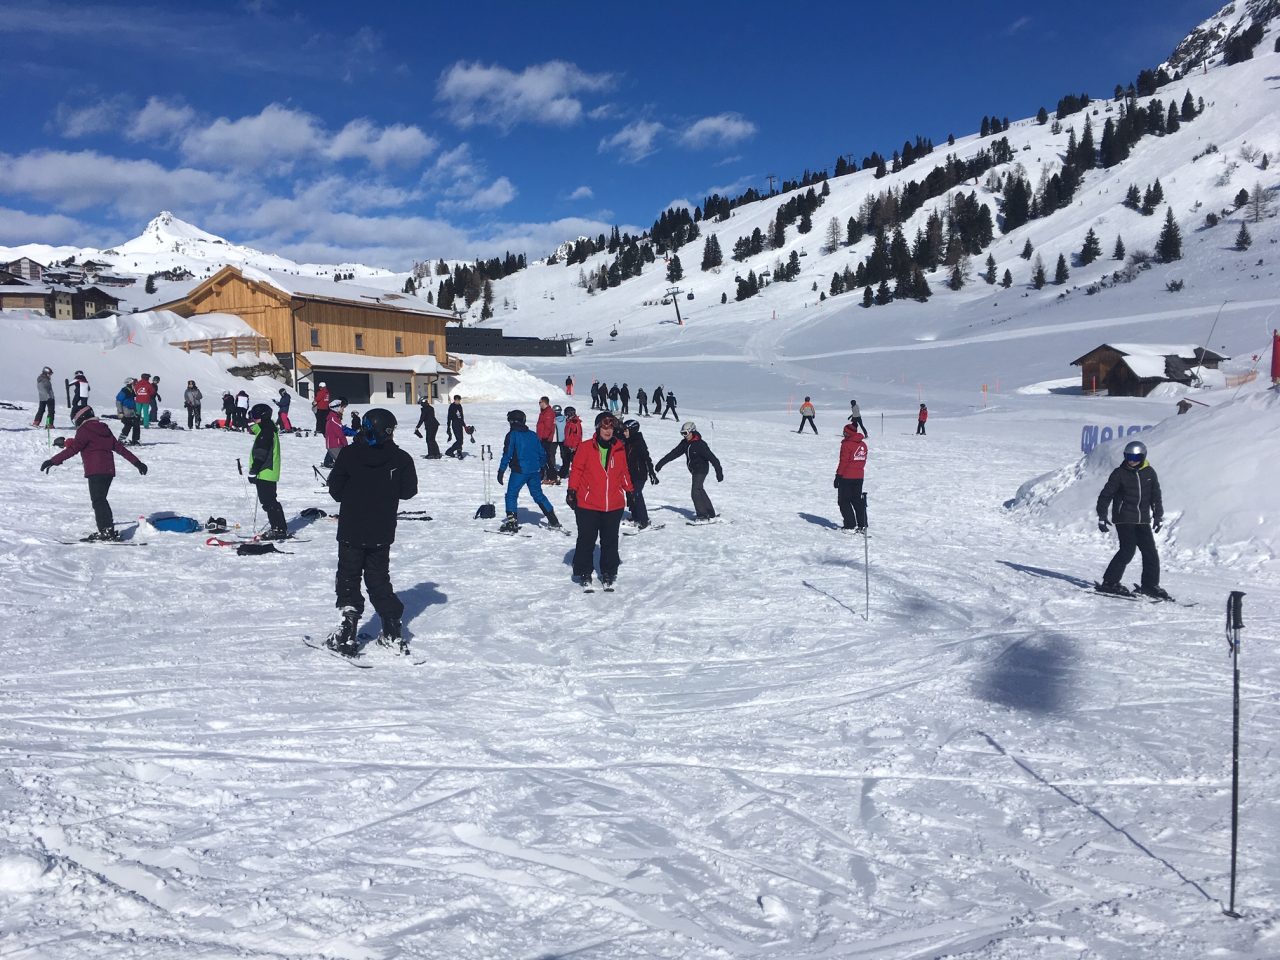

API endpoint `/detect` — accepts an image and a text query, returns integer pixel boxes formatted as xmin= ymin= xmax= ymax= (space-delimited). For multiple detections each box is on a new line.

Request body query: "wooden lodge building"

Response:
xmin=155 ymin=266 xmax=461 ymax=404
xmin=1071 ymin=343 xmax=1228 ymax=397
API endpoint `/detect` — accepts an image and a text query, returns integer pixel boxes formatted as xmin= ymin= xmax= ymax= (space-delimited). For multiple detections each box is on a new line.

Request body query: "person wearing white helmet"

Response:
xmin=34 ymin=366 xmax=55 ymax=428
xmin=654 ymin=420 xmax=724 ymax=522
xmin=1096 ymin=438 xmax=1167 ymax=599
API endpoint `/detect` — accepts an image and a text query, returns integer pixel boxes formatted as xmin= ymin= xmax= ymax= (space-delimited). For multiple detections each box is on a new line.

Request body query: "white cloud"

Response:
xmin=0 ymin=206 xmax=87 ymax=245
xmin=1003 ymin=16 xmax=1031 ymax=36
xmin=440 ymin=176 xmax=517 ymax=212
xmin=679 ymin=112 xmax=757 ymax=150
xmin=599 ymin=120 xmax=664 ymax=163
xmin=326 ymin=119 xmax=436 ymax=168
xmin=705 ymin=174 xmax=759 ymax=199
xmin=51 ymin=96 xmax=131 ymax=138
xmin=128 ymin=97 xmax=196 ymax=142
xmin=181 ymin=103 xmax=323 ymax=170
xmin=437 ymin=60 xmax=613 ymax=129
xmin=662 ymin=198 xmax=693 ymax=214
xmin=567 ymin=185 xmax=593 ymax=200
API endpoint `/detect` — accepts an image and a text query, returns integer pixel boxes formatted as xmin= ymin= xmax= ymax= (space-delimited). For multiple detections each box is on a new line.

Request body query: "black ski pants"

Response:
xmin=626 ymin=475 xmax=650 ymax=527
xmin=573 ymin=508 xmax=623 ymax=581
xmin=916 ymin=419 xmax=926 ymax=435
xmin=849 ymin=416 xmax=867 ymax=434
xmin=119 ymin=413 xmax=140 ymax=444
xmin=690 ymin=468 xmax=715 ymax=518
xmin=837 ymin=478 xmax=867 ymax=529
xmin=253 ymin=478 xmax=287 ymax=532
xmin=187 ymin=403 xmax=201 ymax=429
xmin=1104 ymin=523 xmax=1159 ymax=590
xmin=87 ymin=474 xmax=114 ymax=531
xmin=424 ymin=424 xmax=441 ymax=457
xmin=314 ymin=408 xmax=326 ymax=434
xmin=637 ymin=397 xmax=648 ymax=416
xmin=798 ymin=415 xmax=816 ymax=434
xmin=662 ymin=404 xmax=677 ymax=421
xmin=336 ymin=541 xmax=402 ymax=618
xmin=446 ymin=422 xmax=464 ymax=457
xmin=35 ymin=400 xmax=54 ymax=426
xmin=541 ymin=439 xmax=558 ymax=480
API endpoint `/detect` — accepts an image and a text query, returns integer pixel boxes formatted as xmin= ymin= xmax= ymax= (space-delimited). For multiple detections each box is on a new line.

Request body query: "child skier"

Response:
xmin=116 ymin=378 xmax=141 ymax=444
xmin=274 ymin=388 xmax=293 ymax=431
xmin=247 ymin=403 xmax=288 ymax=540
xmin=622 ymin=419 xmax=659 ymax=530
xmin=323 ymin=397 xmax=353 ymax=467
xmin=916 ymin=403 xmax=928 ymax=435
xmin=40 ymin=405 xmax=147 ymax=540
xmin=835 ymin=423 xmax=869 ymax=532
xmin=1096 ymin=439 xmax=1167 ymax=599
xmin=798 ymin=396 xmax=817 ymax=433
xmin=325 ymin=408 xmax=419 ymax=656
xmin=655 ymin=420 xmax=723 ymax=521
xmin=496 ymin=409 xmax=562 ymax=533
xmin=560 ymin=405 xmax=583 ymax=479
xmin=69 ymin=370 xmax=90 ymax=417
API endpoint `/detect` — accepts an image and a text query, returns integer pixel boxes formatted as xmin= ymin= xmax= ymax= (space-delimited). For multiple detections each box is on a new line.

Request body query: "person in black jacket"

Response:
xmin=619 ymin=383 xmax=630 ymax=414
xmin=621 ymin=419 xmax=659 ymax=529
xmin=445 ymin=395 xmax=467 ymax=458
xmin=660 ymin=390 xmax=678 ymax=420
xmin=590 ymin=379 xmax=601 ymax=410
xmin=652 ymin=385 xmax=664 ymax=417
xmin=655 ymin=420 xmax=723 ymax=521
xmin=326 ymin=408 xmax=419 ymax=656
xmin=1096 ymin=439 xmax=1167 ymax=599
xmin=413 ymin=395 xmax=441 ymax=458
xmin=636 ymin=386 xmax=649 ymax=417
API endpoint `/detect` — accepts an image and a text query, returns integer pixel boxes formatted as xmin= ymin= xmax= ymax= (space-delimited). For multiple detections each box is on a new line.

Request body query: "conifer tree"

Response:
xmin=1054 ymin=253 xmax=1069 ymax=284
xmin=667 ymin=254 xmax=683 ymax=282
xmin=1234 ymin=188 xmax=1249 ymax=209
xmin=798 ymin=210 xmax=812 ymax=234
xmin=846 ymin=216 xmax=863 ymax=246
xmin=787 ymin=250 xmax=801 ymax=280
xmin=862 ymin=285 xmax=874 ymax=307
xmin=1020 ymin=238 xmax=1034 ymax=260
xmin=824 ymin=217 xmax=842 ymax=254
xmin=1181 ymin=90 xmax=1196 ymax=121
xmin=770 ymin=218 xmax=786 ymax=250
xmin=1124 ymin=184 xmax=1141 ymax=209
xmin=983 ymin=253 xmax=997 ymax=284
xmin=830 ymin=272 xmax=845 ymax=296
xmin=1032 ymin=255 xmax=1046 ymax=289
xmin=1080 ymin=228 xmax=1102 ymax=265
xmin=145 ymin=274 xmax=156 ymax=294
xmin=1166 ymin=102 xmax=1180 ymax=133
xmin=1113 ymin=235 xmax=1126 ymax=260
xmin=1155 ymin=207 xmax=1182 ymax=262
xmin=1036 ymin=106 xmax=1049 ymax=124
xmin=948 ymin=263 xmax=965 ymax=290
xmin=1001 ymin=268 xmax=1012 ymax=288
xmin=700 ymin=234 xmax=723 ymax=271
xmin=874 ymin=279 xmax=892 ymax=305
xmin=1235 ymin=222 xmax=1252 ymax=250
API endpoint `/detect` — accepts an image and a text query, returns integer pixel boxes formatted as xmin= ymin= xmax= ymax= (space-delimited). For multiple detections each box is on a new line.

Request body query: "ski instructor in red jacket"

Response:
xmin=566 ymin=412 xmax=633 ymax=591
xmin=835 ymin=423 xmax=868 ymax=532
xmin=536 ymin=396 xmax=559 ymax=483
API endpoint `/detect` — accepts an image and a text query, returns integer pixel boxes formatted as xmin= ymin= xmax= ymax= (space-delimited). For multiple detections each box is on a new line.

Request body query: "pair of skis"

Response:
xmin=1093 ymin=582 xmax=1196 ymax=607
xmin=301 ymin=634 xmax=427 ymax=669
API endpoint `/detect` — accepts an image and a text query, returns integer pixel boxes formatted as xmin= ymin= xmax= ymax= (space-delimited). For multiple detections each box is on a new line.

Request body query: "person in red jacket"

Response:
xmin=916 ymin=403 xmax=928 ymax=435
xmin=132 ymin=373 xmax=156 ymax=428
xmin=40 ymin=405 xmax=147 ymax=540
xmin=535 ymin=395 xmax=559 ymax=484
xmin=559 ymin=406 xmax=583 ymax=479
xmin=313 ymin=382 xmax=330 ymax=434
xmin=566 ymin=412 xmax=633 ymax=591
xmin=835 ymin=423 xmax=868 ymax=532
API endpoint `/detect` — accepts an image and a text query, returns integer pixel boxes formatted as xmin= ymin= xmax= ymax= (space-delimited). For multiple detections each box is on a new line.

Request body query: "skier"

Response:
xmin=916 ymin=403 xmax=928 ymax=435
xmin=69 ymin=370 xmax=90 ymax=417
xmin=40 ymin=405 xmax=147 ymax=540
xmin=565 ymin=374 xmax=574 ymax=396
xmin=323 ymin=397 xmax=353 ymax=468
xmin=622 ymin=418 xmax=659 ymax=530
xmin=312 ymin=381 xmax=330 ymax=434
xmin=655 ymin=420 xmax=723 ymax=521
xmin=560 ymin=405 xmax=582 ymax=479
xmin=184 ymin=380 xmax=203 ymax=429
xmin=220 ymin=390 xmax=235 ymax=430
xmin=234 ymin=389 xmax=250 ymax=430
xmin=835 ymin=423 xmax=869 ymax=532
xmin=325 ymin=408 xmax=419 ymax=656
xmin=496 ymin=409 xmax=562 ymax=533
xmin=274 ymin=388 xmax=293 ymax=432
xmin=661 ymin=390 xmax=678 ymax=421
xmin=848 ymin=399 xmax=867 ymax=434
xmin=798 ymin=396 xmax=817 ymax=434
xmin=590 ymin=378 xmax=600 ymax=410
xmin=620 ymin=383 xmax=630 ymax=414
xmin=636 ymin=386 xmax=649 ymax=417
xmin=567 ymin=412 xmax=633 ymax=590
xmin=652 ymin=384 xmax=664 ymax=418
xmin=413 ymin=395 xmax=442 ymax=458
xmin=132 ymin=374 xmax=155 ymax=429
xmin=149 ymin=376 xmax=161 ymax=426
xmin=1096 ymin=439 xmax=1167 ymax=598
xmin=116 ymin=378 xmax=141 ymax=445
xmin=536 ymin=396 xmax=559 ymax=483
xmin=247 ymin=403 xmax=288 ymax=540
xmin=34 ymin=366 xmax=55 ymax=427
xmin=445 ymin=394 xmax=467 ymax=458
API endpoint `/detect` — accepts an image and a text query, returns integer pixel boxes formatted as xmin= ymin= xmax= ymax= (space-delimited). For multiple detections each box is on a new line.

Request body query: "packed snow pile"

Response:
xmin=450 ymin=357 xmax=564 ymax=403
xmin=1009 ymin=386 xmax=1280 ymax=565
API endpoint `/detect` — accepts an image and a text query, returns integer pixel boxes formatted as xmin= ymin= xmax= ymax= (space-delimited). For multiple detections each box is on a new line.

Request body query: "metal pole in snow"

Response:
xmin=1224 ymin=590 xmax=1246 ymax=918
xmin=863 ymin=494 xmax=870 ymax=621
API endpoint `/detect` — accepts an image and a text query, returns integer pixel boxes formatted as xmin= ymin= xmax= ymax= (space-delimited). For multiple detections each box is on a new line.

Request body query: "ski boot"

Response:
xmin=89 ymin=527 xmax=120 ymax=542
xmin=260 ymin=527 xmax=289 ymax=541
xmin=1133 ymin=584 xmax=1172 ymax=601
xmin=376 ymin=616 xmax=409 ymax=655
xmin=542 ymin=506 xmax=562 ymax=529
xmin=1096 ymin=581 xmax=1133 ymax=598
xmin=579 ymin=572 xmax=595 ymax=593
xmin=499 ymin=512 xmax=520 ymax=534
xmin=325 ymin=607 xmax=361 ymax=657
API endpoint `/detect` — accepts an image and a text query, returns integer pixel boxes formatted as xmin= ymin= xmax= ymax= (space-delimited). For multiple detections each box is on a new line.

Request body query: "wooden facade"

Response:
xmin=1071 ymin=344 xmax=1227 ymax=396
xmin=154 ymin=266 xmax=455 ymax=386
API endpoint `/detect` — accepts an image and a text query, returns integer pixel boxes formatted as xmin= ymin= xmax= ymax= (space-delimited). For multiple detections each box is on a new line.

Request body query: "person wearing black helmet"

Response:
xmin=1096 ymin=438 xmax=1167 ymax=599
xmin=325 ymin=408 xmax=419 ymax=656
xmin=247 ymin=403 xmax=288 ymax=540
xmin=621 ymin=419 xmax=659 ymax=530
xmin=655 ymin=419 xmax=723 ymax=521
xmin=497 ymin=409 xmax=562 ymax=533
xmin=445 ymin=394 xmax=467 ymax=458
xmin=69 ymin=369 xmax=90 ymax=417
xmin=413 ymin=395 xmax=442 ymax=458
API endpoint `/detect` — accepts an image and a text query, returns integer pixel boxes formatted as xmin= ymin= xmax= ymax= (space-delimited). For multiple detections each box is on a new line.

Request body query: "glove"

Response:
xmin=497 ymin=470 xmax=505 ymax=484
xmin=1153 ymin=518 xmax=1162 ymax=533
xmin=40 ymin=459 xmax=54 ymax=473
xmin=649 ymin=472 xmax=659 ymax=485
xmin=414 ymin=429 xmax=422 ymax=438
xmin=716 ymin=472 xmax=724 ymax=483
xmin=1098 ymin=519 xmax=1109 ymax=533
xmin=566 ymin=489 xmax=578 ymax=509
xmin=834 ymin=477 xmax=840 ymax=489
xmin=137 ymin=462 xmax=148 ymax=476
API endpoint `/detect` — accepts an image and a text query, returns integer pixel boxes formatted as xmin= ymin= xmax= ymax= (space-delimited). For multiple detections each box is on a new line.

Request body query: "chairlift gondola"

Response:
xmin=584 ymin=332 xmax=594 ymax=346
xmin=686 ymin=292 xmax=694 ymax=300
xmin=609 ymin=326 xmax=618 ymax=339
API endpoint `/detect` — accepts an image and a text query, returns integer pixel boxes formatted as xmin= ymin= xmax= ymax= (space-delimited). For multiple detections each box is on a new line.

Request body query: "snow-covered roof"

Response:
xmin=302 ymin=351 xmax=444 ymax=375
xmin=243 ymin=266 xmax=452 ymax=319
xmin=1118 ymin=354 xmax=1171 ymax=379
xmin=0 ymin=285 xmax=49 ymax=295
xmin=1107 ymin=343 xmax=1204 ymax=358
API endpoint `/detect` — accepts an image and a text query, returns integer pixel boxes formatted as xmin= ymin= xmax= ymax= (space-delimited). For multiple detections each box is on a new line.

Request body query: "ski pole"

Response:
xmin=862 ymin=492 xmax=869 ymax=620
xmin=1223 ymin=590 xmax=1246 ymax=918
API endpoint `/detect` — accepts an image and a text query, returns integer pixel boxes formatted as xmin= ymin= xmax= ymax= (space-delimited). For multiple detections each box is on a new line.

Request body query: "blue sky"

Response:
xmin=0 ymin=0 xmax=1217 ymax=268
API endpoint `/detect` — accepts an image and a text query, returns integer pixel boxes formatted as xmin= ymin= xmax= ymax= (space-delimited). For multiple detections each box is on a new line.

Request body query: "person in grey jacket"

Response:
xmin=183 ymin=380 xmax=203 ymax=429
xmin=848 ymin=399 xmax=867 ymax=434
xmin=1096 ymin=439 xmax=1166 ymax=599
xmin=35 ymin=366 xmax=55 ymax=427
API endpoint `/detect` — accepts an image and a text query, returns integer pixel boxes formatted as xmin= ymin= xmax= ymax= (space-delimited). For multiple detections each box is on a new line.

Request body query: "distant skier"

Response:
xmin=835 ymin=423 xmax=869 ymax=532
xmin=652 ymin=384 xmax=664 ymax=418
xmin=184 ymin=380 xmax=203 ymax=429
xmin=496 ymin=409 xmax=561 ymax=533
xmin=312 ymin=381 xmax=330 ymax=434
xmin=661 ymin=390 xmax=678 ymax=421
xmin=445 ymin=394 xmax=467 ymax=458
xmin=916 ymin=403 xmax=927 ymax=435
xmin=636 ymin=386 xmax=649 ymax=417
xmin=34 ymin=366 xmax=55 ymax=427
xmin=1096 ymin=439 xmax=1168 ymax=599
xmin=132 ymin=374 xmax=156 ymax=428
xmin=40 ymin=405 xmax=147 ymax=540
xmin=622 ymin=418 xmax=658 ymax=530
xmin=608 ymin=383 xmax=620 ymax=413
xmin=220 ymin=390 xmax=235 ymax=430
xmin=247 ymin=403 xmax=288 ymax=540
xmin=798 ymin=396 xmax=817 ymax=434
xmin=274 ymin=388 xmax=293 ymax=432
xmin=565 ymin=374 xmax=574 ymax=396
xmin=234 ymin=389 xmax=250 ymax=430
xmin=848 ymin=399 xmax=867 ymax=434
xmin=325 ymin=408 xmax=418 ymax=656
xmin=536 ymin=396 xmax=559 ymax=483
xmin=149 ymin=376 xmax=162 ymax=426
xmin=655 ymin=420 xmax=723 ymax=521
xmin=413 ymin=395 xmax=442 ymax=458
xmin=69 ymin=370 xmax=90 ymax=417
xmin=560 ymin=405 xmax=583 ymax=479
xmin=117 ymin=378 xmax=141 ymax=445
xmin=590 ymin=378 xmax=601 ymax=410
xmin=567 ymin=412 xmax=633 ymax=590
xmin=620 ymin=383 xmax=630 ymax=414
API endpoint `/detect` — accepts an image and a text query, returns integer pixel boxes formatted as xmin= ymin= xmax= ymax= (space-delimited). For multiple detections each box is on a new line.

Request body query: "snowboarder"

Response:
xmin=40 ymin=405 xmax=147 ymax=540
xmin=116 ymin=378 xmax=141 ymax=444
xmin=445 ymin=394 xmax=467 ymax=458
xmin=312 ymin=382 xmax=330 ymax=434
xmin=798 ymin=396 xmax=817 ymax=434
xmin=661 ymin=390 xmax=678 ymax=421
xmin=184 ymin=380 xmax=203 ymax=429
xmin=636 ymin=386 xmax=649 ymax=417
xmin=536 ymin=396 xmax=559 ymax=483
xmin=567 ymin=412 xmax=633 ymax=589
xmin=1096 ymin=439 xmax=1167 ymax=598
xmin=325 ymin=408 xmax=418 ymax=656
xmin=132 ymin=374 xmax=155 ymax=429
xmin=323 ymin=397 xmax=353 ymax=468
xmin=560 ymin=405 xmax=582 ymax=479
xmin=655 ymin=420 xmax=723 ymax=521
xmin=69 ymin=370 xmax=90 ymax=417
xmin=247 ymin=403 xmax=288 ymax=540
xmin=622 ymin=418 xmax=658 ymax=530
xmin=496 ymin=409 xmax=561 ymax=533
xmin=620 ymin=383 xmax=630 ymax=414
xmin=34 ymin=366 xmax=55 ymax=427
xmin=916 ymin=403 xmax=928 ymax=435
xmin=274 ymin=388 xmax=293 ymax=432
xmin=413 ymin=395 xmax=441 ymax=458
xmin=835 ymin=424 xmax=869 ymax=532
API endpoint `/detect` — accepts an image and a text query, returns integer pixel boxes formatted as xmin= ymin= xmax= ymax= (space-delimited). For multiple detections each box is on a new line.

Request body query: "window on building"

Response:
xmin=386 ymin=381 xmax=395 ymax=398
xmin=394 ymin=336 xmax=403 ymax=354
xmin=355 ymin=333 xmax=364 ymax=351
xmin=310 ymin=328 xmax=320 ymax=347
xmin=427 ymin=338 xmax=435 ymax=356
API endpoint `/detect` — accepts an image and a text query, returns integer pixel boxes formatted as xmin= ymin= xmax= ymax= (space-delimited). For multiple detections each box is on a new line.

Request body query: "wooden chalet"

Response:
xmin=4 ymin=257 xmax=44 ymax=281
xmin=1071 ymin=343 xmax=1228 ymax=397
xmin=155 ymin=265 xmax=461 ymax=403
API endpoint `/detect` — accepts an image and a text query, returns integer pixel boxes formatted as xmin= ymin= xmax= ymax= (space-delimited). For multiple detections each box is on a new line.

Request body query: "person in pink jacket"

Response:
xmin=40 ymin=405 xmax=147 ymax=540
xmin=323 ymin=397 xmax=354 ymax=468
xmin=834 ymin=423 xmax=868 ymax=532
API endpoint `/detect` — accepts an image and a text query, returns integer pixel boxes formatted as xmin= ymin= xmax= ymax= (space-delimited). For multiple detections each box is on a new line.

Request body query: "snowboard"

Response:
xmin=57 ymin=537 xmax=148 ymax=546
xmin=302 ymin=635 xmax=373 ymax=669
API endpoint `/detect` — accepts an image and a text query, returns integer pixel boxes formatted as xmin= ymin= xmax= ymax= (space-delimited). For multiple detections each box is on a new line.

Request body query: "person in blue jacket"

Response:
xmin=115 ymin=377 xmax=140 ymax=445
xmin=497 ymin=409 xmax=562 ymax=533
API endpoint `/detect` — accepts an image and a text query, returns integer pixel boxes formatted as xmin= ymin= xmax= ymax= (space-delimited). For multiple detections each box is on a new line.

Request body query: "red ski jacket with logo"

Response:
xmin=568 ymin=435 xmax=633 ymax=512
xmin=836 ymin=426 xmax=867 ymax=480
xmin=563 ymin=416 xmax=583 ymax=451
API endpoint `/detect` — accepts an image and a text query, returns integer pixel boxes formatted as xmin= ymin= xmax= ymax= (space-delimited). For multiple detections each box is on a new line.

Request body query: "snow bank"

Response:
xmin=1009 ymin=387 xmax=1280 ymax=565
xmin=450 ymin=357 xmax=565 ymax=403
